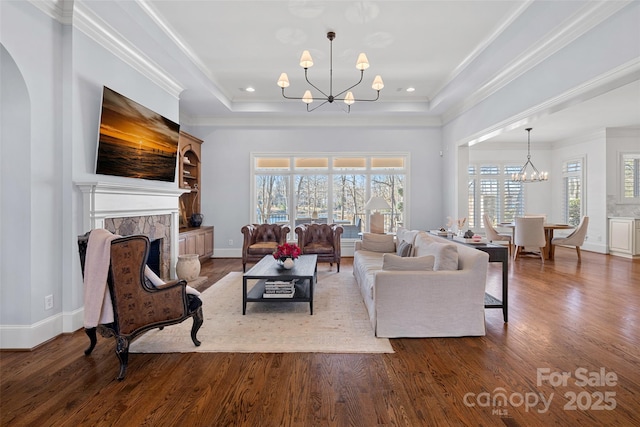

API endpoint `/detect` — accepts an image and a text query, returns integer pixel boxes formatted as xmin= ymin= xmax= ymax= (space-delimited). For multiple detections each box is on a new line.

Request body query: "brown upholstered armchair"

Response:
xmin=295 ymin=223 xmax=344 ymax=272
xmin=78 ymin=232 xmax=203 ymax=380
xmin=241 ymin=223 xmax=291 ymax=272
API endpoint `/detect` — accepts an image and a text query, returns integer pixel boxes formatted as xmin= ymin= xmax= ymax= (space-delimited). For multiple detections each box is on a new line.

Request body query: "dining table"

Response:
xmin=499 ymin=222 xmax=574 ymax=260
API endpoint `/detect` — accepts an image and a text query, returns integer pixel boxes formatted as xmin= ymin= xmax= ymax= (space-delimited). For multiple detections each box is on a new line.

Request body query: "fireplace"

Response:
xmin=104 ymin=215 xmax=171 ymax=279
xmin=76 ymin=181 xmax=187 ymax=279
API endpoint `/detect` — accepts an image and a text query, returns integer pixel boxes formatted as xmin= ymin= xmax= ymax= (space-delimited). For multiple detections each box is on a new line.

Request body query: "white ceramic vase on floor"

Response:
xmin=176 ymin=254 xmax=200 ymax=282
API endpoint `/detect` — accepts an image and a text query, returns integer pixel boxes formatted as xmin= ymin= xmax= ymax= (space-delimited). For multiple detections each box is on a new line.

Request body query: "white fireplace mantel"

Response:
xmin=76 ymin=181 xmax=189 ymax=278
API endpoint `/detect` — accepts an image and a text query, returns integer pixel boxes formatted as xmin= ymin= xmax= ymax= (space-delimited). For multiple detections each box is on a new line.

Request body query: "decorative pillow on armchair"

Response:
xmin=361 ymin=233 xmax=395 ymax=253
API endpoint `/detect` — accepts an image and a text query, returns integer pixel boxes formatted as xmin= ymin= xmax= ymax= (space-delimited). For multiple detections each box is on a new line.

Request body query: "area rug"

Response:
xmin=129 ymin=271 xmax=393 ymax=353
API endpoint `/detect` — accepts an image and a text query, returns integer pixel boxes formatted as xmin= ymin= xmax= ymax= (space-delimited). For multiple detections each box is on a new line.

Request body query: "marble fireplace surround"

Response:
xmin=76 ymin=182 xmax=187 ymax=279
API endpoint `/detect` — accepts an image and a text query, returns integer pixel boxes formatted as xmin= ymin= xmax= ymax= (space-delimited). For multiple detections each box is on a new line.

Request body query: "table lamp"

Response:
xmin=364 ymin=196 xmax=391 ymax=234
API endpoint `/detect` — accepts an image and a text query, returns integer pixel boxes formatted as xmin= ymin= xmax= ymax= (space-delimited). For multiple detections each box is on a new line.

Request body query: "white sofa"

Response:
xmin=353 ymin=230 xmax=489 ymax=338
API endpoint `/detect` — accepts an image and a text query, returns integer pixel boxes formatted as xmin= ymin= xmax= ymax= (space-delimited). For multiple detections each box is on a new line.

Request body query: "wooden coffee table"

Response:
xmin=242 ymin=254 xmax=318 ymax=315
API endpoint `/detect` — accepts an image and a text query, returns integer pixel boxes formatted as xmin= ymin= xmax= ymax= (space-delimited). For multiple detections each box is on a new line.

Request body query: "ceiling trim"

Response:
xmin=463 ymin=58 xmax=640 ymax=147
xmin=180 ymin=114 xmax=441 ymax=129
xmin=137 ymin=0 xmax=231 ymax=108
xmin=441 ymin=0 xmax=633 ymax=126
xmin=27 ymin=0 xmax=73 ymax=25
xmin=429 ymin=0 xmax=532 ymax=107
xmin=73 ymin=1 xmax=183 ymax=98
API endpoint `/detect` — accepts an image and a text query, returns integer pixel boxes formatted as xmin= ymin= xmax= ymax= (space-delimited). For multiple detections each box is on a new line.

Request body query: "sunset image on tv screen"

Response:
xmin=96 ymin=87 xmax=180 ymax=182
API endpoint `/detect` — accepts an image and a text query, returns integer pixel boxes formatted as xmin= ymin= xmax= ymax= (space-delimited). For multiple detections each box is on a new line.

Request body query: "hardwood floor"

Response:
xmin=1 ymin=248 xmax=639 ymax=426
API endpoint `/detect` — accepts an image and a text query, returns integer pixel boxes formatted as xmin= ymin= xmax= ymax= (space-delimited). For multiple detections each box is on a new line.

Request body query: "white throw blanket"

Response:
xmin=83 ymin=229 xmax=120 ymax=328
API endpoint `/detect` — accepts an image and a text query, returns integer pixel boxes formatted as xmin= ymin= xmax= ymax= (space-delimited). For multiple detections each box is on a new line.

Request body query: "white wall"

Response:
xmin=0 ymin=1 xmax=183 ymax=348
xmin=550 ymin=131 xmax=608 ymax=253
xmin=1 ymin=45 xmax=31 ymax=326
xmin=189 ymin=126 xmax=443 ymax=257
xmin=1 ymin=1 xmax=64 ymax=347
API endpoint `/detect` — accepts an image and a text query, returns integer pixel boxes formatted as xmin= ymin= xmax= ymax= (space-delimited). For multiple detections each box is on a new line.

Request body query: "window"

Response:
xmin=468 ymin=164 xmax=524 ymax=229
xmin=562 ymin=159 xmax=583 ymax=226
xmin=252 ymin=154 xmax=407 ymax=238
xmin=622 ymin=153 xmax=640 ymax=201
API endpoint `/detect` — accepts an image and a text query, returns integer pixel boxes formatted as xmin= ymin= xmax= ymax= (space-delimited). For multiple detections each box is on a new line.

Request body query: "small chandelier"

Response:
xmin=277 ymin=31 xmax=384 ymax=113
xmin=511 ymin=128 xmax=548 ymax=182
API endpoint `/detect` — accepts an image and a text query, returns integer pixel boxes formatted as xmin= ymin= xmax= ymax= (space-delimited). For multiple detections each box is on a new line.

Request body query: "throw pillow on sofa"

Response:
xmin=361 ymin=233 xmax=396 ymax=253
xmin=396 ymin=227 xmax=420 ymax=246
xmin=414 ymin=232 xmax=458 ymax=271
xmin=382 ymin=253 xmax=435 ymax=271
xmin=396 ymin=240 xmax=412 ymax=257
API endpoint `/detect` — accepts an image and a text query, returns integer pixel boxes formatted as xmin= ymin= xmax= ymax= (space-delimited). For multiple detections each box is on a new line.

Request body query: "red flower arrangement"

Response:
xmin=273 ymin=243 xmax=301 ymax=261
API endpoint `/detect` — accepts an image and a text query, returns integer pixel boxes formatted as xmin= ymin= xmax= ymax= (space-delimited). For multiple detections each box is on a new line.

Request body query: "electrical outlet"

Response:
xmin=228 ymin=239 xmax=233 ymax=246
xmin=45 ymin=295 xmax=53 ymax=310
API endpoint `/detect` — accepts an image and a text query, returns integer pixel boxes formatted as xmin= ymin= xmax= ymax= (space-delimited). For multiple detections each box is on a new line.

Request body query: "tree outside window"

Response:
xmin=252 ymin=155 xmax=407 ymax=238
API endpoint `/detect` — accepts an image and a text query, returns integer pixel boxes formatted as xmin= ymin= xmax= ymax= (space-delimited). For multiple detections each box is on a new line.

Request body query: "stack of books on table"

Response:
xmin=263 ymin=279 xmax=296 ymax=298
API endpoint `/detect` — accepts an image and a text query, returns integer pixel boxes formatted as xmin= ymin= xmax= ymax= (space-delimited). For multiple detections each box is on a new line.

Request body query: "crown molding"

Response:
xmin=180 ymin=114 xmax=441 ymax=129
xmin=463 ymin=58 xmax=640 ymax=147
xmin=28 ymin=0 xmax=73 ymax=24
xmin=429 ymin=0 xmax=533 ymax=108
xmin=72 ymin=1 xmax=183 ymax=98
xmin=137 ymin=0 xmax=231 ymax=108
xmin=442 ymin=0 xmax=633 ymax=126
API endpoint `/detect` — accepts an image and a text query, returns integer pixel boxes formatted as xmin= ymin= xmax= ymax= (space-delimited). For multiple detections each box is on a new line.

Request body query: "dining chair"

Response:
xmin=551 ymin=216 xmax=589 ymax=261
xmin=483 ymin=214 xmax=512 ymax=255
xmin=514 ymin=216 xmax=546 ymax=262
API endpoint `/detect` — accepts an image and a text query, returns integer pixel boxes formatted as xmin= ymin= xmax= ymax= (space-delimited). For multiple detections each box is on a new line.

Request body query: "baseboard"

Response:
xmin=0 ymin=308 xmax=84 ymax=350
xmin=581 ymin=241 xmax=607 ymax=254
xmin=213 ymin=248 xmax=242 ymax=258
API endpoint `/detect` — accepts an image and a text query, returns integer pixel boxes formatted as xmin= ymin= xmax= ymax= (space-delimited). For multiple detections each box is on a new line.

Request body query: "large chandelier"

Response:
xmin=277 ymin=31 xmax=384 ymax=113
xmin=511 ymin=128 xmax=548 ymax=182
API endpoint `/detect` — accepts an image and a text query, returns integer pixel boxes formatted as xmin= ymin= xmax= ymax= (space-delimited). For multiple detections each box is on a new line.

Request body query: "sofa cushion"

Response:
xmin=414 ymin=232 xmax=458 ymax=271
xmin=361 ymin=233 xmax=395 ymax=253
xmin=353 ymin=249 xmax=384 ymax=305
xmin=396 ymin=240 xmax=412 ymax=257
xmin=396 ymin=227 xmax=420 ymax=246
xmin=382 ymin=253 xmax=435 ymax=271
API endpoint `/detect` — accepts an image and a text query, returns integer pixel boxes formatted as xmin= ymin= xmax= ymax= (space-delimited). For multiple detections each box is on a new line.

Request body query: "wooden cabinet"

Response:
xmin=179 ymin=226 xmax=214 ymax=260
xmin=609 ymin=217 xmax=640 ymax=258
xmin=178 ymin=131 xmax=203 ymax=228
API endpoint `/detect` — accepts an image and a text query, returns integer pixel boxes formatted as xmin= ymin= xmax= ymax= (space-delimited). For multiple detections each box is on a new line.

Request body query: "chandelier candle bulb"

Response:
xmin=356 ymin=53 xmax=370 ymax=70
xmin=299 ymin=50 xmax=313 ymax=68
xmin=372 ymin=75 xmax=384 ymax=91
xmin=344 ymin=92 xmax=355 ymax=105
xmin=302 ymin=90 xmax=313 ymax=104
xmin=277 ymin=73 xmax=290 ymax=88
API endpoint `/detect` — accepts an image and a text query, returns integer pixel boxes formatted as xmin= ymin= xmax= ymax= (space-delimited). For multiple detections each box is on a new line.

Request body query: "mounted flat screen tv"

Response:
xmin=95 ymin=86 xmax=180 ymax=182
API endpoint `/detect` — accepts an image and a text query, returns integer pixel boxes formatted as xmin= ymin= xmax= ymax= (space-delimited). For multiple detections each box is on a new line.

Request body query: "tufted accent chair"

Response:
xmin=295 ymin=223 xmax=344 ymax=272
xmin=241 ymin=223 xmax=291 ymax=272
